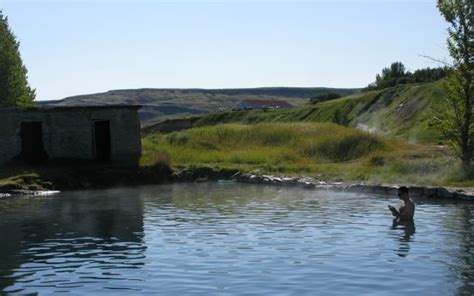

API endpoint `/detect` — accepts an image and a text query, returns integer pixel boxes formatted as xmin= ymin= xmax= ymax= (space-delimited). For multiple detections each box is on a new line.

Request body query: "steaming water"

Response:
xmin=0 ymin=183 xmax=473 ymax=295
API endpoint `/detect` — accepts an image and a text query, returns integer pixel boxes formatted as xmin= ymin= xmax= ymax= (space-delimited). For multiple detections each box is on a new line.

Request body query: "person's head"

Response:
xmin=398 ymin=186 xmax=409 ymax=200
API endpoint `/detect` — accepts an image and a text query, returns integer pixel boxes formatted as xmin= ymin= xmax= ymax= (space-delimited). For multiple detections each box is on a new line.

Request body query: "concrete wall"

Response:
xmin=0 ymin=106 xmax=141 ymax=167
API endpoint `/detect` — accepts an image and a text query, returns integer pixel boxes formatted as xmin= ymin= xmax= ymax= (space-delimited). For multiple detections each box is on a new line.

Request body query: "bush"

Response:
xmin=309 ymin=93 xmax=342 ymax=105
xmin=167 ymin=132 xmax=191 ymax=145
xmin=301 ymin=132 xmax=386 ymax=162
xmin=369 ymin=155 xmax=385 ymax=166
xmin=365 ymin=62 xmax=449 ymax=91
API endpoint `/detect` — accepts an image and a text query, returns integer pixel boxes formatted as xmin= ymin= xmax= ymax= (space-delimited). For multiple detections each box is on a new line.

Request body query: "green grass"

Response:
xmin=142 ymin=122 xmax=461 ymax=186
xmin=195 ymin=81 xmax=447 ymax=144
xmin=143 ymin=122 xmax=386 ymax=165
xmin=0 ymin=172 xmax=52 ymax=191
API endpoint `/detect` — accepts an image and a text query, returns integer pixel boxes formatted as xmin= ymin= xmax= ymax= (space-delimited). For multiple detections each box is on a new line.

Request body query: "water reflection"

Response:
xmin=455 ymin=205 xmax=474 ymax=296
xmin=391 ymin=219 xmax=416 ymax=257
xmin=0 ymin=183 xmax=473 ymax=295
xmin=0 ymin=188 xmax=146 ymax=294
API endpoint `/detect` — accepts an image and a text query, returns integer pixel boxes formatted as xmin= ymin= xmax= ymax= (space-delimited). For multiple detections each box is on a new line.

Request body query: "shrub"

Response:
xmin=301 ymin=132 xmax=386 ymax=162
xmin=369 ymin=155 xmax=385 ymax=166
xmin=167 ymin=132 xmax=190 ymax=145
xmin=145 ymin=123 xmax=389 ymax=169
xmin=309 ymin=93 xmax=342 ymax=104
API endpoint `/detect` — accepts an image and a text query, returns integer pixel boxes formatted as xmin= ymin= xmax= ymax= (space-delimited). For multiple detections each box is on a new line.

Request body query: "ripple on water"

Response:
xmin=0 ymin=183 xmax=472 ymax=295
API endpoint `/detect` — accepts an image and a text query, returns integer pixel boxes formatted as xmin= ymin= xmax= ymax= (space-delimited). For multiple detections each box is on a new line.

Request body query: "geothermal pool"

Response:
xmin=0 ymin=183 xmax=472 ymax=295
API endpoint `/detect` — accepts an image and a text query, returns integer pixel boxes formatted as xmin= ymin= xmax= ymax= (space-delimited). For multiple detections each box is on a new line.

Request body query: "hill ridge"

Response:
xmin=191 ymin=81 xmax=446 ymax=143
xmin=40 ymin=86 xmax=360 ymax=125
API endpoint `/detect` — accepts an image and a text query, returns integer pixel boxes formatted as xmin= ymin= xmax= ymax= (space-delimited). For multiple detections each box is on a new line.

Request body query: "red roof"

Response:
xmin=241 ymin=99 xmax=293 ymax=108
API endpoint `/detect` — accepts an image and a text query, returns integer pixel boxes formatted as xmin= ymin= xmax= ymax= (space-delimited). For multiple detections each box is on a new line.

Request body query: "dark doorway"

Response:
xmin=20 ymin=122 xmax=48 ymax=164
xmin=94 ymin=120 xmax=111 ymax=161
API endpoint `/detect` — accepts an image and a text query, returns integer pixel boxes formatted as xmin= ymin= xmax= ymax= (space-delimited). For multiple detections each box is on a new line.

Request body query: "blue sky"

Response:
xmin=1 ymin=0 xmax=448 ymax=101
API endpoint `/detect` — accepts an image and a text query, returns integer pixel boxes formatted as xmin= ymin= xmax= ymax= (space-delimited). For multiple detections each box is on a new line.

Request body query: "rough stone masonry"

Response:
xmin=0 ymin=106 xmax=141 ymax=167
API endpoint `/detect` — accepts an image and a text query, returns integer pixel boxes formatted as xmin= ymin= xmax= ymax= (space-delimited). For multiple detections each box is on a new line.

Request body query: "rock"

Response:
xmin=437 ymin=187 xmax=454 ymax=199
xmin=454 ymin=191 xmax=474 ymax=201
xmin=329 ymin=185 xmax=345 ymax=191
xmin=408 ymin=186 xmax=425 ymax=197
xmin=346 ymin=184 xmax=363 ymax=193
xmin=302 ymin=182 xmax=315 ymax=189
xmin=298 ymin=177 xmax=317 ymax=184
xmin=424 ymin=187 xmax=438 ymax=198
xmin=372 ymin=185 xmax=389 ymax=195
xmin=7 ymin=190 xmax=60 ymax=196
xmin=231 ymin=172 xmax=473 ymax=201
xmin=360 ymin=185 xmax=373 ymax=193
xmin=230 ymin=172 xmax=241 ymax=179
xmin=387 ymin=186 xmax=399 ymax=196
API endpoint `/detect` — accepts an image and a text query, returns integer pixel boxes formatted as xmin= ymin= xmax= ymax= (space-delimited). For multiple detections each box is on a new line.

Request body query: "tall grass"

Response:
xmin=143 ymin=122 xmax=387 ymax=168
xmin=141 ymin=122 xmax=460 ymax=185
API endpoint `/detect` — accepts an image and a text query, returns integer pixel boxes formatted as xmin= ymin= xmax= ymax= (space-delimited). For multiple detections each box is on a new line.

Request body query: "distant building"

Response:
xmin=237 ymin=99 xmax=293 ymax=110
xmin=0 ymin=106 xmax=141 ymax=167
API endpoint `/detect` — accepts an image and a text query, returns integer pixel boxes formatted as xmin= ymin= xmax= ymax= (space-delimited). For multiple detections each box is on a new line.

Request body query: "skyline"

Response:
xmin=1 ymin=0 xmax=449 ymax=101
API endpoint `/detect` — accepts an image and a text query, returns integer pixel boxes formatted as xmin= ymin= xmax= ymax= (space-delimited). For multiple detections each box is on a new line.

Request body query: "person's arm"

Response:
xmin=388 ymin=205 xmax=400 ymax=217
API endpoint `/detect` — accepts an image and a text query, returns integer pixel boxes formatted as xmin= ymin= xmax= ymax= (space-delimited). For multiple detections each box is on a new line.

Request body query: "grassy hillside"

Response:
xmin=40 ymin=87 xmax=359 ymax=125
xmin=142 ymin=122 xmax=458 ymax=186
xmin=195 ymin=81 xmax=446 ymax=143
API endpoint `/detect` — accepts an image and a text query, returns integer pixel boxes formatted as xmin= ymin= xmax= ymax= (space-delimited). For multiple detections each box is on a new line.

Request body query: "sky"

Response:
xmin=0 ymin=0 xmax=449 ymax=101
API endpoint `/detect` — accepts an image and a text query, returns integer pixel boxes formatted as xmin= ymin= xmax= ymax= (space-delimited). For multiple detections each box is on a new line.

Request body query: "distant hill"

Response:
xmin=39 ymin=87 xmax=360 ymax=125
xmin=192 ymin=81 xmax=446 ymax=143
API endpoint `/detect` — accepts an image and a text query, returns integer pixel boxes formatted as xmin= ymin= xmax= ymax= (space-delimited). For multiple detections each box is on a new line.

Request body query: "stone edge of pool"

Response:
xmin=232 ymin=173 xmax=474 ymax=201
xmin=1 ymin=171 xmax=472 ymax=202
xmin=0 ymin=190 xmax=60 ymax=198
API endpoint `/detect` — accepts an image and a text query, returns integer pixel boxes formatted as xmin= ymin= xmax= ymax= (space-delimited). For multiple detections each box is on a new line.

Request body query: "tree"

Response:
xmin=0 ymin=10 xmax=36 ymax=108
xmin=435 ymin=0 xmax=473 ymax=170
xmin=366 ymin=63 xmax=448 ymax=91
xmin=308 ymin=92 xmax=342 ymax=105
xmin=374 ymin=62 xmax=408 ymax=89
xmin=411 ymin=67 xmax=449 ymax=83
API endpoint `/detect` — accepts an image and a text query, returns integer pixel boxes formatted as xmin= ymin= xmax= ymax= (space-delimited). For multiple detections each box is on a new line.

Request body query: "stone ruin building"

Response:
xmin=0 ymin=106 xmax=141 ymax=167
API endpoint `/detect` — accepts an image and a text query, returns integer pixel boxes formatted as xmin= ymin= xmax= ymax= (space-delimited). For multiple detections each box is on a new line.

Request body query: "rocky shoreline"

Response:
xmin=0 ymin=190 xmax=60 ymax=198
xmin=232 ymin=172 xmax=474 ymax=201
xmin=1 ymin=168 xmax=473 ymax=201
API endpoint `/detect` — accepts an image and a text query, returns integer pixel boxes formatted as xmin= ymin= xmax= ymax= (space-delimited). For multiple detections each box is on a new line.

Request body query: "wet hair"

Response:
xmin=398 ymin=186 xmax=408 ymax=194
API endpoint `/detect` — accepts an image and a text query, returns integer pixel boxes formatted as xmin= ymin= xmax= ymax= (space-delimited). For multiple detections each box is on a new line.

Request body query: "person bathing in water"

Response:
xmin=388 ymin=186 xmax=415 ymax=221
